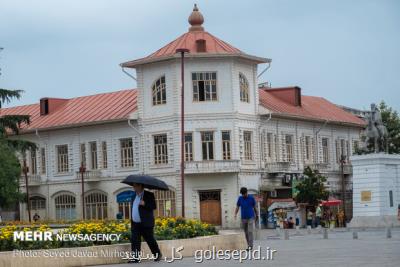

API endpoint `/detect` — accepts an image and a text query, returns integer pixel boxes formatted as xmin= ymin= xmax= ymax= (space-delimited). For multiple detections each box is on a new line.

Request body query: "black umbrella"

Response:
xmin=121 ymin=174 xmax=169 ymax=191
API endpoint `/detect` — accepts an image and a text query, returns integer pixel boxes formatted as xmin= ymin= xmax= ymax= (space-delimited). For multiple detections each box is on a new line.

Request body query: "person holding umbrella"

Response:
xmin=122 ymin=175 xmax=169 ymax=263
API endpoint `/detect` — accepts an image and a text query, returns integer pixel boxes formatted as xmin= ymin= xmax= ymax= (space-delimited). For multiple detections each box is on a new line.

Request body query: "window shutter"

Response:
xmin=300 ymin=134 xmax=305 ymax=163
xmin=310 ymin=137 xmax=315 ymax=163
xmin=319 ymin=137 xmax=323 ymax=163
xmin=281 ymin=133 xmax=287 ymax=162
xmin=346 ymin=140 xmax=350 ymax=162
xmin=335 ymin=139 xmax=340 ymax=163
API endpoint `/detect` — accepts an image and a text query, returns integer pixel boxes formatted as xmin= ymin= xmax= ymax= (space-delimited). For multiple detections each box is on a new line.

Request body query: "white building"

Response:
xmin=1 ymin=5 xmax=365 ymax=227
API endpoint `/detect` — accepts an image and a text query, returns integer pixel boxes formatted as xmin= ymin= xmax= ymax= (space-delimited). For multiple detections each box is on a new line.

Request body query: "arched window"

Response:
xmin=30 ymin=196 xmax=46 ymax=210
xmin=55 ymin=194 xmax=76 ymax=220
xmin=85 ymin=192 xmax=108 ymax=220
xmin=152 ymin=76 xmax=166 ymax=105
xmin=116 ymin=189 xmax=176 ymax=219
xmin=239 ymin=73 xmax=249 ymax=103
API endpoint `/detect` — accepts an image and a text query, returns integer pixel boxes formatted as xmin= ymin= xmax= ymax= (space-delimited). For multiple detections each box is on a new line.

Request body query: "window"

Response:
xmin=266 ymin=133 xmax=273 ymax=159
xmin=304 ymin=136 xmax=312 ymax=162
xmin=89 ymin=142 xmax=98 ymax=170
xmin=201 ymin=131 xmax=214 ymax=160
xmin=55 ymin=194 xmax=76 ymax=220
xmin=285 ymin=135 xmax=294 ymax=162
xmin=40 ymin=147 xmax=46 ymax=174
xmin=184 ymin=133 xmax=193 ymax=162
xmin=85 ymin=192 xmax=108 ymax=220
xmin=101 ymin=141 xmax=108 ymax=169
xmin=239 ymin=73 xmax=249 ymax=102
xmin=30 ymin=196 xmax=46 ymax=210
xmin=80 ymin=143 xmax=86 ymax=168
xmin=322 ymin=138 xmax=329 ymax=164
xmin=56 ymin=145 xmax=69 ymax=173
xmin=353 ymin=140 xmax=359 ymax=155
xmin=222 ymin=131 xmax=231 ymax=160
xmin=30 ymin=149 xmax=37 ymax=174
xmin=154 ymin=134 xmax=168 ymax=165
xmin=153 ymin=189 xmax=176 ymax=217
xmin=336 ymin=139 xmax=347 ymax=163
xmin=244 ymin=131 xmax=253 ymax=160
xmin=152 ymin=76 xmax=166 ymax=105
xmin=389 ymin=190 xmax=393 ymax=207
xmin=192 ymin=72 xmax=217 ymax=101
xmin=120 ymin=138 xmax=134 ymax=168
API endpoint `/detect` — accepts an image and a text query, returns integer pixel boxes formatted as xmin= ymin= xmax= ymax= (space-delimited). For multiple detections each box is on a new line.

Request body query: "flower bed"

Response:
xmin=0 ymin=217 xmax=217 ymax=251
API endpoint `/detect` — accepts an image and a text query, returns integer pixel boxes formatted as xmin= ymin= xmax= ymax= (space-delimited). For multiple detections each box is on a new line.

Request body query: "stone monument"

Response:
xmin=349 ymin=104 xmax=400 ymax=228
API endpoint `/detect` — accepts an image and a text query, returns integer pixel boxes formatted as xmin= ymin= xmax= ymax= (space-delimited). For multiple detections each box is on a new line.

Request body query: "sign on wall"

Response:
xmin=361 ymin=191 xmax=372 ymax=202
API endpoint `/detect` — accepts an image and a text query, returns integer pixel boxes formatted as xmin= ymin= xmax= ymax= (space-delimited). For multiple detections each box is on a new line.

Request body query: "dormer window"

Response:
xmin=196 ymin=39 xmax=206 ymax=52
xmin=40 ymin=98 xmax=49 ymax=115
xmin=192 ymin=72 xmax=217 ymax=101
xmin=152 ymin=76 xmax=166 ymax=105
xmin=239 ymin=73 xmax=249 ymax=103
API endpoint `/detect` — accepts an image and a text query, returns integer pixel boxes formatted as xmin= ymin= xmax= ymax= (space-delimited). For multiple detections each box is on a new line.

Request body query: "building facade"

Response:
xmin=1 ymin=5 xmax=365 ymax=227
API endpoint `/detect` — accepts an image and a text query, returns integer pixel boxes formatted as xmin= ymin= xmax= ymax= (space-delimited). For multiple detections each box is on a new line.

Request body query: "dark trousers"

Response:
xmin=131 ymin=222 xmax=161 ymax=260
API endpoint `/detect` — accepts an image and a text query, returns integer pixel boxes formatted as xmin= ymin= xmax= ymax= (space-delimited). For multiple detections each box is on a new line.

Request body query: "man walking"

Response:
xmin=130 ymin=183 xmax=162 ymax=263
xmin=234 ymin=187 xmax=258 ymax=250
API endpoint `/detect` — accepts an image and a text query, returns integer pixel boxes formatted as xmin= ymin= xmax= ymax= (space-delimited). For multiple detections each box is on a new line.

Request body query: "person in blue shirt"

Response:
xmin=234 ymin=187 xmax=258 ymax=249
xmin=129 ymin=183 xmax=161 ymax=263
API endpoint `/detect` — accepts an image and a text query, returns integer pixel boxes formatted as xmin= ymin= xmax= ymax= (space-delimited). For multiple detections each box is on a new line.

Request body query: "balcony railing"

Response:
xmin=185 ymin=160 xmax=240 ymax=174
xmin=304 ymin=163 xmax=330 ymax=172
xmin=264 ymin=161 xmax=298 ymax=173
xmin=75 ymin=170 xmax=104 ymax=181
xmin=19 ymin=174 xmax=41 ymax=186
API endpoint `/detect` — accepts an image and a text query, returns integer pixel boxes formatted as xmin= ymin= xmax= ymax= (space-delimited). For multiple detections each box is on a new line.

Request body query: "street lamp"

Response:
xmin=340 ymin=154 xmax=347 ymax=225
xmin=79 ymin=162 xmax=86 ymax=220
xmin=176 ymin=48 xmax=190 ymax=218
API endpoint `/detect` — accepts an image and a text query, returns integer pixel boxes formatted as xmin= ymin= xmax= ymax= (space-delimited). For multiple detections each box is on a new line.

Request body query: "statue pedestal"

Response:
xmin=349 ymin=153 xmax=400 ymax=228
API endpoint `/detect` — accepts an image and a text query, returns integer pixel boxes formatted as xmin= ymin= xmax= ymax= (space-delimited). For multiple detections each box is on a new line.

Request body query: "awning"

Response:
xmin=116 ymin=190 xmax=135 ymax=203
xmin=268 ymin=201 xmax=297 ymax=211
xmin=321 ymin=199 xmax=342 ymax=207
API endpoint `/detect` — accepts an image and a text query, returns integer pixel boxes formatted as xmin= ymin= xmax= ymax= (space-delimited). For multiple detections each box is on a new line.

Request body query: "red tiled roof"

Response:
xmin=259 ymin=88 xmax=366 ymax=126
xmin=1 ymin=87 xmax=365 ymax=133
xmin=121 ymin=31 xmax=269 ymax=67
xmin=0 ymin=89 xmax=137 ymax=132
xmin=148 ymin=31 xmax=242 ymax=58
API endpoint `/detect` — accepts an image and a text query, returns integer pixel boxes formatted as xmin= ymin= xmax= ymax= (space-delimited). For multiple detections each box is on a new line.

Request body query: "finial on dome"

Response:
xmin=188 ymin=4 xmax=204 ymax=32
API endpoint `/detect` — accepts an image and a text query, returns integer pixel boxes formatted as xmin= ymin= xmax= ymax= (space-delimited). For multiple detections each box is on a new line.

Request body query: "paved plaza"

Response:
xmin=95 ymin=228 xmax=400 ymax=267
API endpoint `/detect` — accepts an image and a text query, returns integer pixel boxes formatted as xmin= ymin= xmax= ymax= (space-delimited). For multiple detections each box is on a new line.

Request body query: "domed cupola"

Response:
xmin=188 ymin=4 xmax=204 ymax=32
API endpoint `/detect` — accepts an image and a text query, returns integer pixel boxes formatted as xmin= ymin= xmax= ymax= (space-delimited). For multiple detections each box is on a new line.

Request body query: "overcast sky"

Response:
xmin=1 ymin=0 xmax=399 ymax=111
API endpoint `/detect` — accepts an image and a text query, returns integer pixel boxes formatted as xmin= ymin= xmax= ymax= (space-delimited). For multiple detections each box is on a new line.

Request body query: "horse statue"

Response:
xmin=364 ymin=103 xmax=388 ymax=153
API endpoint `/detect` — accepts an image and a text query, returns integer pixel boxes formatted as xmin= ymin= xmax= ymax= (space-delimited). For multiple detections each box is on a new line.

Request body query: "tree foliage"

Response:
xmin=0 ymin=140 xmax=24 ymax=207
xmin=294 ymin=167 xmax=329 ymax=207
xmin=0 ymin=80 xmax=35 ymax=208
xmin=379 ymin=101 xmax=400 ymax=154
xmin=359 ymin=101 xmax=400 ymax=154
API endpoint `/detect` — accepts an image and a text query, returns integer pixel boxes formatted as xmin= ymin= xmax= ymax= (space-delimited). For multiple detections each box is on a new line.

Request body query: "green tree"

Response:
xmin=359 ymin=101 xmax=400 ymax=154
xmin=1 ymin=56 xmax=36 ymax=207
xmin=379 ymin=101 xmax=400 ymax=154
xmin=0 ymin=140 xmax=24 ymax=207
xmin=294 ymin=167 xmax=329 ymax=207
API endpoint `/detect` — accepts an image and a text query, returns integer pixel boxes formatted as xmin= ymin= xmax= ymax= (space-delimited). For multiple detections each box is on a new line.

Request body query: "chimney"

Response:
xmin=265 ymin=87 xmax=302 ymax=107
xmin=39 ymin=98 xmax=68 ymax=116
xmin=196 ymin=39 xmax=206 ymax=52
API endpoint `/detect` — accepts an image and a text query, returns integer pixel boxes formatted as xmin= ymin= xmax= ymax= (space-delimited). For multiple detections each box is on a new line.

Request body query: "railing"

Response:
xmin=304 ymin=163 xmax=330 ymax=172
xmin=185 ymin=160 xmax=240 ymax=174
xmin=19 ymin=174 xmax=41 ymax=186
xmin=75 ymin=170 xmax=103 ymax=181
xmin=264 ymin=161 xmax=297 ymax=173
